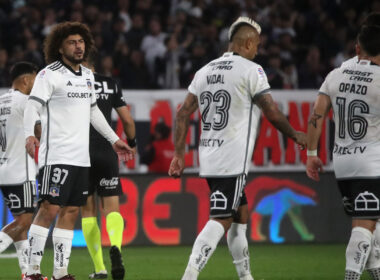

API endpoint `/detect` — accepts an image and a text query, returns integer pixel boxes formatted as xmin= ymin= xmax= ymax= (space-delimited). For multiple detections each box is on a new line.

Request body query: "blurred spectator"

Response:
xmin=298 ymin=46 xmax=324 ymax=89
xmin=0 ymin=0 xmax=379 ymax=89
xmin=24 ymin=39 xmax=44 ymax=68
xmin=99 ymin=55 xmax=115 ymax=77
xmin=333 ymin=39 xmax=356 ymax=68
xmin=120 ymin=49 xmax=149 ymax=89
xmin=266 ymin=55 xmax=284 ymax=89
xmin=141 ymin=17 xmax=166 ymax=88
xmin=140 ymin=122 xmax=174 ymax=173
xmin=282 ymin=60 xmax=298 ymax=89
xmin=0 ymin=49 xmax=9 ymax=87
xmin=180 ymin=41 xmax=208 ymax=87
xmin=125 ymin=13 xmax=146 ymax=50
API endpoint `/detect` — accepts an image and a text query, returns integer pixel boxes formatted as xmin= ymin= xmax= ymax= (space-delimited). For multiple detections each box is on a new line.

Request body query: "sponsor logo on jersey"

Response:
xmin=87 ymin=79 xmax=92 ymax=89
xmin=67 ymin=92 xmax=91 ymax=98
xmin=39 ymin=70 xmax=45 ymax=78
xmin=66 ymin=81 xmax=73 ymax=86
xmin=355 ymin=191 xmax=379 ymax=211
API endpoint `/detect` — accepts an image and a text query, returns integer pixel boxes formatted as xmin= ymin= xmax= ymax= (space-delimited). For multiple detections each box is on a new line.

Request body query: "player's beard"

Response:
xmin=62 ymin=53 xmax=84 ymax=65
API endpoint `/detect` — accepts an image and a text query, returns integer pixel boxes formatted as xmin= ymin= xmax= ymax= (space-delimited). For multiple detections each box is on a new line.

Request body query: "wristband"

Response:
xmin=307 ymin=149 xmax=317 ymax=156
xmin=127 ymin=137 xmax=137 ymax=148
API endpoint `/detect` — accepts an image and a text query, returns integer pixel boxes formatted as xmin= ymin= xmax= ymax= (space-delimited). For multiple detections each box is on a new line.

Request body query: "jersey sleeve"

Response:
xmin=319 ymin=71 xmax=334 ymax=96
xmin=113 ymin=80 xmax=127 ymax=108
xmin=248 ymin=65 xmax=271 ymax=102
xmin=90 ymin=73 xmax=97 ymax=107
xmin=188 ymin=71 xmax=198 ymax=96
xmin=29 ymin=69 xmax=54 ymax=105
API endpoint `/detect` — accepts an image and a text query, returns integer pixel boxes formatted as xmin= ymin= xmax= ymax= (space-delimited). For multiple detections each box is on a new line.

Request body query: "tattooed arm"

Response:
xmin=256 ymin=93 xmax=306 ymax=147
xmin=307 ymin=94 xmax=332 ymax=151
xmin=306 ymin=93 xmax=331 ymax=181
xmin=169 ymin=93 xmax=199 ymax=178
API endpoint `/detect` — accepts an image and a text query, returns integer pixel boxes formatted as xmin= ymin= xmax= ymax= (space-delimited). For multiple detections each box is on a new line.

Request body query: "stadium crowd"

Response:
xmin=0 ymin=0 xmax=378 ymax=89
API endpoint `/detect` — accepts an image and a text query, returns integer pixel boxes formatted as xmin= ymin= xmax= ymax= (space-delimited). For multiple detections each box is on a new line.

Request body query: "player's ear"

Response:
xmin=59 ymin=47 xmax=63 ymax=55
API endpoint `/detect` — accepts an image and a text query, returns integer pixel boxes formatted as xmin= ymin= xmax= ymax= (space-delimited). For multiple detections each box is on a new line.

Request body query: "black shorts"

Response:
xmin=38 ymin=165 xmax=89 ymax=207
xmin=0 ymin=182 xmax=36 ymax=215
xmin=206 ymin=174 xmax=248 ymax=218
xmin=337 ymin=178 xmax=380 ymax=218
xmin=89 ymin=149 xmax=122 ymax=197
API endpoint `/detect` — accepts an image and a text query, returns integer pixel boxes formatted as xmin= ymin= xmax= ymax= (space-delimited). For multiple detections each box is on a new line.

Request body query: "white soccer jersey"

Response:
xmin=320 ymin=58 xmax=380 ymax=179
xmin=189 ymin=52 xmax=270 ymax=177
xmin=0 ymin=89 xmax=36 ymax=185
xmin=29 ymin=61 xmax=97 ymax=168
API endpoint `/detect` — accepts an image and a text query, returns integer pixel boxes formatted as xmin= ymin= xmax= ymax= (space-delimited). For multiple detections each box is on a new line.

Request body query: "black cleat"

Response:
xmin=109 ymin=246 xmax=125 ymax=280
xmin=88 ymin=271 xmax=108 ymax=279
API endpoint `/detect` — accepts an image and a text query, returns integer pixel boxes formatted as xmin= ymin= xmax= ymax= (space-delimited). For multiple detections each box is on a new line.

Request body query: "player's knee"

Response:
xmin=234 ymin=207 xmax=249 ymax=224
xmin=212 ymin=217 xmax=233 ymax=231
xmin=14 ymin=214 xmax=33 ymax=231
xmin=60 ymin=206 xmax=80 ymax=220
xmin=37 ymin=202 xmax=60 ymax=223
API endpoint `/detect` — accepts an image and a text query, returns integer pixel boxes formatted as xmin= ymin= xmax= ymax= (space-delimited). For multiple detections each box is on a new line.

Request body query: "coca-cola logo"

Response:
xmin=100 ymin=177 xmax=119 ymax=187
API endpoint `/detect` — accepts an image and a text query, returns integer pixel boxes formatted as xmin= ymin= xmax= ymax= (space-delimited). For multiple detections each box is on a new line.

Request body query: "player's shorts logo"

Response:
xmin=4 ymin=193 xmax=21 ymax=209
xmin=210 ymin=191 xmax=227 ymax=210
xmin=355 ymin=191 xmax=379 ymax=211
xmin=49 ymin=185 xmax=60 ymax=197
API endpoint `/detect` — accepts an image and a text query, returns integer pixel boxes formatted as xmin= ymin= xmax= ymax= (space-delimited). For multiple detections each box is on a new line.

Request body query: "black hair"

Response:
xmin=363 ymin=12 xmax=380 ymax=27
xmin=229 ymin=23 xmax=253 ymax=42
xmin=10 ymin=61 xmax=38 ymax=83
xmin=358 ymin=25 xmax=380 ymax=56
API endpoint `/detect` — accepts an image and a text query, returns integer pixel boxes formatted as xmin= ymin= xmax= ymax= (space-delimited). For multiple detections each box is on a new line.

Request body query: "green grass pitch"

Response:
xmin=0 ymin=244 xmax=373 ymax=279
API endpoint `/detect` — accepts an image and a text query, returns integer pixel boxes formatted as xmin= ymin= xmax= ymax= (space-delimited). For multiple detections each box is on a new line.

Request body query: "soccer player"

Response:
xmin=81 ymin=56 xmax=136 ymax=280
xmin=0 ymin=62 xmax=38 ymax=278
xmin=23 ymin=22 xmax=134 ymax=280
xmin=168 ymin=17 xmax=306 ymax=280
xmin=306 ymin=16 xmax=380 ymax=280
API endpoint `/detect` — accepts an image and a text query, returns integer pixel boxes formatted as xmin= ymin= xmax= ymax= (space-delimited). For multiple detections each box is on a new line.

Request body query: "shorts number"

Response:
xmin=0 ymin=120 xmax=6 ymax=152
xmin=200 ymin=90 xmax=231 ymax=131
xmin=336 ymin=97 xmax=369 ymax=140
xmin=52 ymin=168 xmax=69 ymax=184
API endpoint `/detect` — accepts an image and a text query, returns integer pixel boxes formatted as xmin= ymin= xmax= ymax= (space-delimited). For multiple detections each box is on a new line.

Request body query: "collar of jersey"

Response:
xmin=59 ymin=59 xmax=82 ymax=76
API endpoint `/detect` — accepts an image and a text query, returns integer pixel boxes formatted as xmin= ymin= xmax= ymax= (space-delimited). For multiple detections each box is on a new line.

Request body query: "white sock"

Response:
xmin=227 ymin=223 xmax=253 ymax=279
xmin=52 ymin=228 xmax=73 ymax=279
xmin=346 ymin=227 xmax=372 ymax=275
xmin=184 ymin=220 xmax=225 ymax=279
xmin=14 ymin=240 xmax=29 ymax=274
xmin=366 ymin=221 xmax=380 ymax=279
xmin=27 ymin=224 xmax=49 ymax=274
xmin=0 ymin=231 xmax=13 ymax=253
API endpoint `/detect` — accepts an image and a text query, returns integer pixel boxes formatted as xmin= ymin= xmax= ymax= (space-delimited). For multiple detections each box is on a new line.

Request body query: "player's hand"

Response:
xmin=25 ymin=136 xmax=39 ymax=159
xmin=293 ymin=131 xmax=307 ymax=150
xmin=112 ymin=139 xmax=135 ymax=162
xmin=306 ymin=156 xmax=324 ymax=181
xmin=168 ymin=154 xmax=185 ymax=178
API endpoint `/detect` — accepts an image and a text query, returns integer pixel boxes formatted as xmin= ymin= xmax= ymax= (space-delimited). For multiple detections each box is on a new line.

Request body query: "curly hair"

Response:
xmin=43 ymin=22 xmax=95 ymax=64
